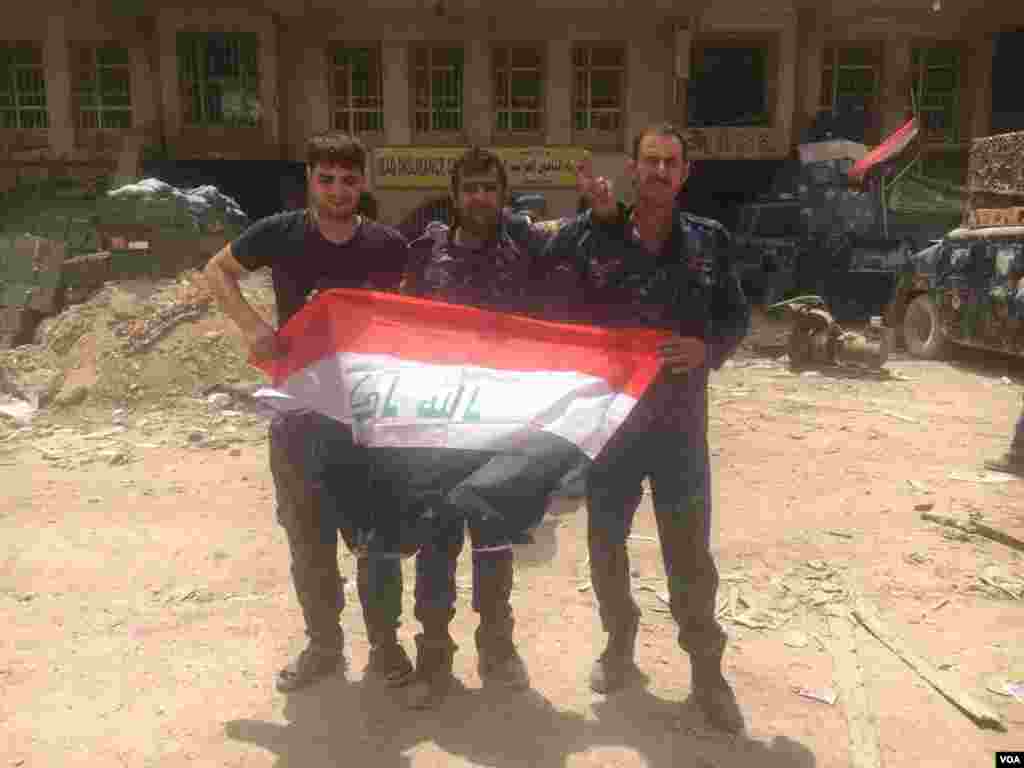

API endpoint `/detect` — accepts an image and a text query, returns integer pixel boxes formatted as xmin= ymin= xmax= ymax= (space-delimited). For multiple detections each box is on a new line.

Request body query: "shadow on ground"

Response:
xmin=226 ymin=671 xmax=816 ymax=768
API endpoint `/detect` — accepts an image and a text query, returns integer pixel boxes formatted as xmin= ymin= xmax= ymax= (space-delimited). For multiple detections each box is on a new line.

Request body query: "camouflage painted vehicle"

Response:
xmin=888 ymin=225 xmax=1024 ymax=359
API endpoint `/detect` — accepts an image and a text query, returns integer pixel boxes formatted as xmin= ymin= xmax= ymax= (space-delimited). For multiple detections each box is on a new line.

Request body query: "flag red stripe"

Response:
xmin=848 ymin=117 xmax=919 ymax=182
xmin=254 ymin=288 xmax=669 ymax=400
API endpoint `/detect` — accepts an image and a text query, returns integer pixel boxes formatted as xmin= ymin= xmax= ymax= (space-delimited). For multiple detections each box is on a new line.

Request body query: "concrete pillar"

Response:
xmin=968 ymin=33 xmax=994 ymax=142
xmin=465 ymin=37 xmax=491 ymax=146
xmin=776 ymin=18 xmax=796 ymax=152
xmin=881 ymin=38 xmax=912 ymax=137
xmin=156 ymin=9 xmax=181 ymax=139
xmin=261 ymin=16 xmax=281 ymax=152
xmin=792 ymin=5 xmax=822 ymax=143
xmin=43 ymin=15 xmax=74 ymax=157
xmin=382 ymin=42 xmax=411 ymax=145
xmin=545 ymin=39 xmax=571 ymax=145
xmin=128 ymin=45 xmax=157 ymax=134
xmin=306 ymin=41 xmax=330 ymax=140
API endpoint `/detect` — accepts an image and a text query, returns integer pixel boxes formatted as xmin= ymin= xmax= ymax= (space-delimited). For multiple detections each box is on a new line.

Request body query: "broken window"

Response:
xmin=177 ymin=32 xmax=260 ymax=127
xmin=329 ymin=44 xmax=384 ymax=135
xmin=73 ymin=44 xmax=132 ymax=132
xmin=911 ymin=44 xmax=962 ymax=144
xmin=412 ymin=46 xmax=464 ymax=136
xmin=688 ymin=46 xmax=770 ymax=128
xmin=0 ymin=42 xmax=48 ymax=130
xmin=493 ymin=45 xmax=544 ymax=137
xmin=572 ymin=44 xmax=625 ymax=145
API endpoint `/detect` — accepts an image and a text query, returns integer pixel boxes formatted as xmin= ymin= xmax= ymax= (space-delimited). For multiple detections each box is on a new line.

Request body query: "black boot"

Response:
xmin=473 ymin=550 xmax=529 ymax=689
xmin=984 ymin=451 xmax=1024 ymax=477
xmin=690 ymin=653 xmax=745 ymax=734
xmin=358 ymin=556 xmax=414 ymax=687
xmin=589 ymin=613 xmax=640 ymax=694
xmin=406 ymin=629 xmax=458 ymax=710
xmin=276 ymin=638 xmax=345 ymax=693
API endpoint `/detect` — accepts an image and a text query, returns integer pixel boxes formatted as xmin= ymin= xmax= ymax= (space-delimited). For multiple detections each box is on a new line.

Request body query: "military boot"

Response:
xmin=690 ymin=652 xmax=745 ymax=734
xmin=589 ymin=613 xmax=640 ymax=694
xmin=276 ymin=640 xmax=345 ymax=693
xmin=984 ymin=451 xmax=1024 ymax=477
xmin=359 ymin=556 xmax=414 ymax=687
xmin=473 ymin=551 xmax=529 ymax=689
xmin=406 ymin=630 xmax=458 ymax=710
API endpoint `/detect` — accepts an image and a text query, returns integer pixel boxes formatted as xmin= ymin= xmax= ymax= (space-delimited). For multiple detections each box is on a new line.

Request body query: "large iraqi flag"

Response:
xmin=252 ymin=288 xmax=670 ymax=542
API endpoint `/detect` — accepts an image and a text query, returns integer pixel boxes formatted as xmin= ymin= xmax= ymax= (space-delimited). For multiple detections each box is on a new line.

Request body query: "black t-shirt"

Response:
xmin=230 ymin=210 xmax=409 ymax=326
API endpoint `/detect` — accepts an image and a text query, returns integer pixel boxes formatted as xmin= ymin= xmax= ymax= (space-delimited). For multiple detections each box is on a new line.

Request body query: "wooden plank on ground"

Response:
xmin=851 ymin=595 xmax=1006 ymax=731
xmin=921 ymin=511 xmax=1024 ymax=554
xmin=825 ymin=609 xmax=883 ymax=768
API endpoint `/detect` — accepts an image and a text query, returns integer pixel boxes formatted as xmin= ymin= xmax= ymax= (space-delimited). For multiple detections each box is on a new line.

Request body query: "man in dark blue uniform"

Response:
xmin=204 ymin=132 xmax=415 ymax=693
xmin=395 ymin=147 xmax=560 ymax=709
xmin=535 ymin=123 xmax=751 ymax=733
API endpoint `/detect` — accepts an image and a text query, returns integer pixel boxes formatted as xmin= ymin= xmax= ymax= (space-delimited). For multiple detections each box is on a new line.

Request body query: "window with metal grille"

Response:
xmin=177 ymin=32 xmax=260 ymax=127
xmin=493 ymin=45 xmax=544 ymax=136
xmin=73 ymin=44 xmax=132 ymax=131
xmin=819 ymin=46 xmax=879 ymax=115
xmin=911 ymin=45 xmax=962 ymax=144
xmin=412 ymin=46 xmax=463 ymax=135
xmin=0 ymin=42 xmax=48 ymax=130
xmin=329 ymin=44 xmax=383 ymax=135
xmin=572 ymin=45 xmax=624 ymax=137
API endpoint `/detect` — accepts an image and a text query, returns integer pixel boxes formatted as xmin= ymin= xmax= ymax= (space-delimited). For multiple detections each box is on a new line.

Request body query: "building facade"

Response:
xmin=1 ymin=0 xmax=1020 ymax=224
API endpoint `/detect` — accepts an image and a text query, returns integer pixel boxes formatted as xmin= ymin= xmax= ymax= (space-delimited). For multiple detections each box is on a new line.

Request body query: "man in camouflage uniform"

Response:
xmin=534 ymin=123 xmax=751 ymax=734
xmin=395 ymin=147 xmax=557 ymax=709
xmin=984 ymin=257 xmax=1024 ymax=476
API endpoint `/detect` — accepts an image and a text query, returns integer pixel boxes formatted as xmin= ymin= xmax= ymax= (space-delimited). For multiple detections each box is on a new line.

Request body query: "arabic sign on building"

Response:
xmin=686 ymin=127 xmax=788 ymax=160
xmin=374 ymin=146 xmax=590 ymax=189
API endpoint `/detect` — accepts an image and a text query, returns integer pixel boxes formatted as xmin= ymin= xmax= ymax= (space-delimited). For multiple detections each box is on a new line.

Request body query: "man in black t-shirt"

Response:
xmin=204 ymin=132 xmax=415 ymax=693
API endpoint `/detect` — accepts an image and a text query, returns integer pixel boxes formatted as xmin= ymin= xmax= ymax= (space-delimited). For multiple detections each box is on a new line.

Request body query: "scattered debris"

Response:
xmin=0 ymin=394 xmax=38 ymax=425
xmin=207 ymin=392 xmax=231 ymax=409
xmin=826 ymin=529 xmax=855 ymax=539
xmin=825 ymin=613 xmax=883 ymax=768
xmin=921 ymin=511 xmax=1024 ymax=554
xmin=851 ymin=595 xmax=1006 ymax=731
xmin=783 ymin=630 xmax=810 ymax=648
xmin=794 ymin=686 xmax=838 ymax=705
xmin=930 ymin=598 xmax=951 ymax=612
xmin=914 ymin=502 xmax=935 ymax=512
xmin=948 ymin=470 xmax=1013 ymax=485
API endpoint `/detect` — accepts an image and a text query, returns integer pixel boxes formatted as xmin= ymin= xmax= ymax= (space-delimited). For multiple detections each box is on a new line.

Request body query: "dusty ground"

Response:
xmin=3 ymin=310 xmax=1024 ymax=768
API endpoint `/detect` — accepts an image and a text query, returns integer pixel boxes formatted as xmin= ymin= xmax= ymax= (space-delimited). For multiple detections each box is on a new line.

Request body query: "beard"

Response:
xmin=459 ymin=206 xmax=499 ymax=240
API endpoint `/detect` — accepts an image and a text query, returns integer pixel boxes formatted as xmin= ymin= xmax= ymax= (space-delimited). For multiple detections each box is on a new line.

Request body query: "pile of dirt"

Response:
xmin=0 ymin=269 xmax=276 ymax=416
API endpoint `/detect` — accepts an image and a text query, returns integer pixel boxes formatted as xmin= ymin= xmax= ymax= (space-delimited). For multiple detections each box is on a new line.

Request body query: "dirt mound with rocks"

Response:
xmin=0 ymin=269 xmax=276 ymax=425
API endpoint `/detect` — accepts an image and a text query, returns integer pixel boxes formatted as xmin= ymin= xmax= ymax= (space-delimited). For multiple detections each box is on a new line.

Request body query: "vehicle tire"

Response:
xmin=903 ymin=294 xmax=947 ymax=359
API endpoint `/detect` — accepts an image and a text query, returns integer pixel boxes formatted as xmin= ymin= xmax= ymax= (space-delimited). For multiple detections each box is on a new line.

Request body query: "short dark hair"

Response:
xmin=632 ymin=122 xmax=689 ymax=162
xmin=450 ymin=146 xmax=508 ymax=196
xmin=305 ymin=131 xmax=368 ymax=174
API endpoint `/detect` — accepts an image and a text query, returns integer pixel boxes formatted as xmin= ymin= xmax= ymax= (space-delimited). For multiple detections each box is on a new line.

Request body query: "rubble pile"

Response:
xmin=967 ymin=131 xmax=1024 ymax=197
xmin=0 ymin=269 xmax=274 ymax=423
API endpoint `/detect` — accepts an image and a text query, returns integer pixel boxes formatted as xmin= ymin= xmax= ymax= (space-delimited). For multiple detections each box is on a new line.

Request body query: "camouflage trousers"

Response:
xmin=268 ymin=410 xmax=405 ymax=652
xmin=586 ymin=417 xmax=727 ymax=661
